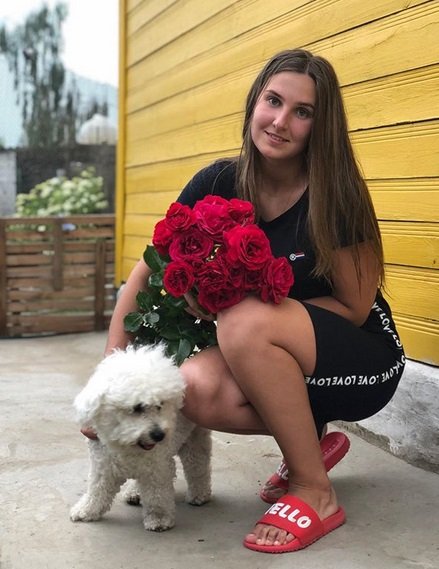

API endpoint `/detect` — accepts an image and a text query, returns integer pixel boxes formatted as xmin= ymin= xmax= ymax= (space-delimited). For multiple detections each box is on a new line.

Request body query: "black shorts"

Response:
xmin=301 ymin=298 xmax=405 ymax=436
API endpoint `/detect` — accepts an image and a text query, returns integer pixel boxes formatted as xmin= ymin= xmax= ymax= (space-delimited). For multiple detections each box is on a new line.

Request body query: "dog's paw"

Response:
xmin=121 ymin=480 xmax=141 ymax=506
xmin=186 ymin=487 xmax=211 ymax=506
xmin=70 ymin=497 xmax=103 ymax=522
xmin=187 ymin=496 xmax=210 ymax=506
xmin=70 ymin=507 xmax=102 ymax=522
xmin=125 ymin=494 xmax=141 ymax=506
xmin=143 ymin=515 xmax=175 ymax=532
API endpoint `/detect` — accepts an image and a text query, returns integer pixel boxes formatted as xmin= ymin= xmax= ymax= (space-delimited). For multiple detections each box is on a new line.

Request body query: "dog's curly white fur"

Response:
xmin=70 ymin=344 xmax=211 ymax=531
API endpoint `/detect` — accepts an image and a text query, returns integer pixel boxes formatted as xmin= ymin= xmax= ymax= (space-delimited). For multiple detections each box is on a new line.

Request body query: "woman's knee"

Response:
xmin=179 ymin=349 xmax=224 ymax=426
xmin=217 ymin=297 xmax=269 ymax=353
xmin=217 ymin=297 xmax=316 ymax=374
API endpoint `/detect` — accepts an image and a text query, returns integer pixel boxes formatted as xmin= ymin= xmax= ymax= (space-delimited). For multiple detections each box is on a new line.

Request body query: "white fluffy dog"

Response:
xmin=70 ymin=344 xmax=211 ymax=531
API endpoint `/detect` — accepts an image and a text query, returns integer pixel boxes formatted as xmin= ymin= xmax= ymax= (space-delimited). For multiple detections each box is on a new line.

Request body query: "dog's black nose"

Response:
xmin=150 ymin=427 xmax=165 ymax=442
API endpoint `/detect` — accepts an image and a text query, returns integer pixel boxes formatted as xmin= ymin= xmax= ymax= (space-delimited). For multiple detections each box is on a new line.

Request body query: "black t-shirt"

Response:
xmin=177 ymin=160 xmax=398 ymax=344
xmin=177 ymin=159 xmax=331 ymax=300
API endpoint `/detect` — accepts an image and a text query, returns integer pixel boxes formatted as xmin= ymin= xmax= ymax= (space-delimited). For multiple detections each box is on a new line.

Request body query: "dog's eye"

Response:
xmin=155 ymin=404 xmax=162 ymax=411
xmin=133 ymin=403 xmax=145 ymax=414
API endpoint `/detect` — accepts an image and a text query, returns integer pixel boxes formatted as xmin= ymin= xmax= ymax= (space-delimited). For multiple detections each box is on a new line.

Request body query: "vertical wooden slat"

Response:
xmin=94 ymin=239 xmax=106 ymax=330
xmin=52 ymin=218 xmax=64 ymax=291
xmin=0 ymin=219 xmax=8 ymax=336
xmin=115 ymin=0 xmax=128 ymax=286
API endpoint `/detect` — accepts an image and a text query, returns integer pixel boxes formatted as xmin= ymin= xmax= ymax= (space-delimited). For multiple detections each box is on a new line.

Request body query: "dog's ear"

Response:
xmin=73 ymin=372 xmax=107 ymax=426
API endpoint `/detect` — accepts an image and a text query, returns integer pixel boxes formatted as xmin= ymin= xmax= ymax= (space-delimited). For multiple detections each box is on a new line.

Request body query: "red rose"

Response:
xmin=212 ymin=250 xmax=245 ymax=288
xmin=243 ymin=267 xmax=264 ymax=292
xmin=152 ymin=219 xmax=173 ymax=256
xmin=195 ymin=258 xmax=226 ymax=290
xmin=169 ymin=227 xmax=214 ymax=263
xmin=165 ymin=202 xmax=195 ymax=232
xmin=261 ymin=257 xmax=294 ymax=303
xmin=228 ymin=198 xmax=255 ymax=226
xmin=198 ymin=285 xmax=245 ymax=314
xmin=163 ymin=260 xmax=195 ymax=297
xmin=193 ymin=195 xmax=230 ymax=209
xmin=193 ymin=195 xmax=236 ymax=241
xmin=224 ymin=224 xmax=272 ymax=270
xmin=196 ymin=259 xmax=245 ymax=313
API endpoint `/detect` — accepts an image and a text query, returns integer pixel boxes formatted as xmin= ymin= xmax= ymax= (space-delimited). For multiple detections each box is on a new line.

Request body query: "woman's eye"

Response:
xmin=267 ymin=96 xmax=281 ymax=107
xmin=296 ymin=107 xmax=312 ymax=119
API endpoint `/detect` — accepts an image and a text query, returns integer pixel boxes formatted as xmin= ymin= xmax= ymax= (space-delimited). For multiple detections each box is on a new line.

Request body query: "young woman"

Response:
xmin=100 ymin=49 xmax=405 ymax=554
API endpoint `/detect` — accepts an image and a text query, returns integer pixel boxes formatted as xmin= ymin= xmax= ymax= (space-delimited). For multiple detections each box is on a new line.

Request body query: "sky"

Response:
xmin=0 ymin=0 xmax=119 ymax=86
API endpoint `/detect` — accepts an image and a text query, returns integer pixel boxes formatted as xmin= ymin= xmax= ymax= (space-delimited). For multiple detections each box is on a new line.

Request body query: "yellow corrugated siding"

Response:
xmin=117 ymin=0 xmax=439 ymax=364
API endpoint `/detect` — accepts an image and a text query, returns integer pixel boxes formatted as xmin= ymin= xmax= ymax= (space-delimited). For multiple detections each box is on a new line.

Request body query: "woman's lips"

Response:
xmin=265 ymin=131 xmax=289 ymax=143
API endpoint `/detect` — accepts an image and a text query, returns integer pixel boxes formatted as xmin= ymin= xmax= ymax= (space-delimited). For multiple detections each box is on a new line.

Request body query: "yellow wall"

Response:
xmin=117 ymin=0 xmax=439 ymax=365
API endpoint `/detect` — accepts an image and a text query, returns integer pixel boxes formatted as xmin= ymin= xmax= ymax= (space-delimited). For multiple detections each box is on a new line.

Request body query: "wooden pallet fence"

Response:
xmin=0 ymin=215 xmax=116 ymax=337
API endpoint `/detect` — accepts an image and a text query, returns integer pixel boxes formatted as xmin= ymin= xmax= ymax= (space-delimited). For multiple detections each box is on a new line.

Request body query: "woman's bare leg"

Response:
xmin=181 ymin=345 xmax=270 ymax=434
xmin=261 ymin=423 xmax=328 ymax=502
xmin=182 ymin=296 xmax=338 ymax=546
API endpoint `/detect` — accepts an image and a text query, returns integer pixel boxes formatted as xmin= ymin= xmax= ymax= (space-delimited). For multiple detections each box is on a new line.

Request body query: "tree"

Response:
xmin=0 ymin=2 xmax=99 ymax=148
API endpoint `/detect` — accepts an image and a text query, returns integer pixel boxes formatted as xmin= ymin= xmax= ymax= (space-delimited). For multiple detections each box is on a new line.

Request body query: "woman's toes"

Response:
xmin=265 ymin=528 xmax=286 ymax=545
xmin=248 ymin=524 xmax=293 ymax=546
xmin=258 ymin=526 xmax=276 ymax=545
xmin=271 ymin=529 xmax=293 ymax=545
xmin=244 ymin=531 xmax=257 ymax=544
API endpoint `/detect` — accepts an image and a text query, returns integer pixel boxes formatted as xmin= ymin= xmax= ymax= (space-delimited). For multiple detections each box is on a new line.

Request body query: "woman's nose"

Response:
xmin=272 ymin=111 xmax=288 ymax=130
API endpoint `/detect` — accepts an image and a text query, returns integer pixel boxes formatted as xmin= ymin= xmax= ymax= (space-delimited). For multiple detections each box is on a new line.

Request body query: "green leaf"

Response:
xmin=176 ymin=338 xmax=192 ymax=363
xmin=144 ymin=245 xmax=166 ymax=272
xmin=165 ymin=340 xmax=180 ymax=360
xmin=124 ymin=312 xmax=144 ymax=332
xmin=136 ymin=290 xmax=153 ymax=311
xmin=148 ymin=272 xmax=164 ymax=288
xmin=144 ymin=312 xmax=160 ymax=325
xmin=159 ymin=327 xmax=183 ymax=341
xmin=166 ymin=295 xmax=188 ymax=309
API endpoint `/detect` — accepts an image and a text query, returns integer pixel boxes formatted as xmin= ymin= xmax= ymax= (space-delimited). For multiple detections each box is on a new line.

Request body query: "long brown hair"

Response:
xmin=237 ymin=49 xmax=384 ymax=287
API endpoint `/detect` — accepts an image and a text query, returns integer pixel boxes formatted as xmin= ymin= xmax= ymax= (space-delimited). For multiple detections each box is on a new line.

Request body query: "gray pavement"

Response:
xmin=0 ymin=332 xmax=438 ymax=569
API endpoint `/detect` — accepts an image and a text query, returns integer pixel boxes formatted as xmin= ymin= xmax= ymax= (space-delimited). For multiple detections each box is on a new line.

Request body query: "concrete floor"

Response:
xmin=1 ymin=332 xmax=438 ymax=569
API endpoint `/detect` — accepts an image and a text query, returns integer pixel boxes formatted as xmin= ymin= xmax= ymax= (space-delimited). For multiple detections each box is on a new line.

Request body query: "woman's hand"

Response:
xmin=81 ymin=426 xmax=98 ymax=440
xmin=306 ymin=242 xmax=380 ymax=326
xmin=184 ymin=292 xmax=216 ymax=321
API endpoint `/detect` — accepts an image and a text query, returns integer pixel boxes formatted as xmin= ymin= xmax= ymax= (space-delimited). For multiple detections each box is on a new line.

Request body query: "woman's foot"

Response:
xmin=246 ymin=485 xmax=339 ymax=547
xmin=260 ymin=465 xmax=288 ymax=503
xmin=260 ymin=430 xmax=350 ymax=504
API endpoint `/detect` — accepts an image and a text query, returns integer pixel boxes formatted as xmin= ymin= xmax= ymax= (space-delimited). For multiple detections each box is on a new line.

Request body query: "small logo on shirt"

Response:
xmin=289 ymin=252 xmax=305 ymax=261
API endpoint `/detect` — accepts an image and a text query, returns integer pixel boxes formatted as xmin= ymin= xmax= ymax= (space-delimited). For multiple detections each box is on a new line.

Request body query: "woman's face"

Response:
xmin=250 ymin=71 xmax=316 ymax=164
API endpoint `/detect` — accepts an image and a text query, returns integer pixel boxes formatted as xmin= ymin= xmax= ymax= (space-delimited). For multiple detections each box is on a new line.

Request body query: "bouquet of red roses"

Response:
xmin=124 ymin=195 xmax=294 ymax=364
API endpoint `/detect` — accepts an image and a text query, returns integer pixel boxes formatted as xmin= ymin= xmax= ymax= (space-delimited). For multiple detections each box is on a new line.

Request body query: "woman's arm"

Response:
xmin=81 ymin=259 xmax=152 ymax=438
xmin=104 ymin=259 xmax=152 ymax=355
xmin=304 ymin=242 xmax=380 ymax=326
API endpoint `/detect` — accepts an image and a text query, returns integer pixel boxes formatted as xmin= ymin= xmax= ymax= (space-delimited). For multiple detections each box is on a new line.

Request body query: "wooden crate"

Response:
xmin=0 ymin=215 xmax=116 ymax=337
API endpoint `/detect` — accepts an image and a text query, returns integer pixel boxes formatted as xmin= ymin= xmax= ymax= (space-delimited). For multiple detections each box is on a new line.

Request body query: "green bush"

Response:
xmin=15 ymin=168 xmax=108 ymax=217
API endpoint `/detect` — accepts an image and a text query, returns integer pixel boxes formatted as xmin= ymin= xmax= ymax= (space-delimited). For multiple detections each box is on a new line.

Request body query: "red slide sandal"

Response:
xmin=244 ymin=494 xmax=346 ymax=553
